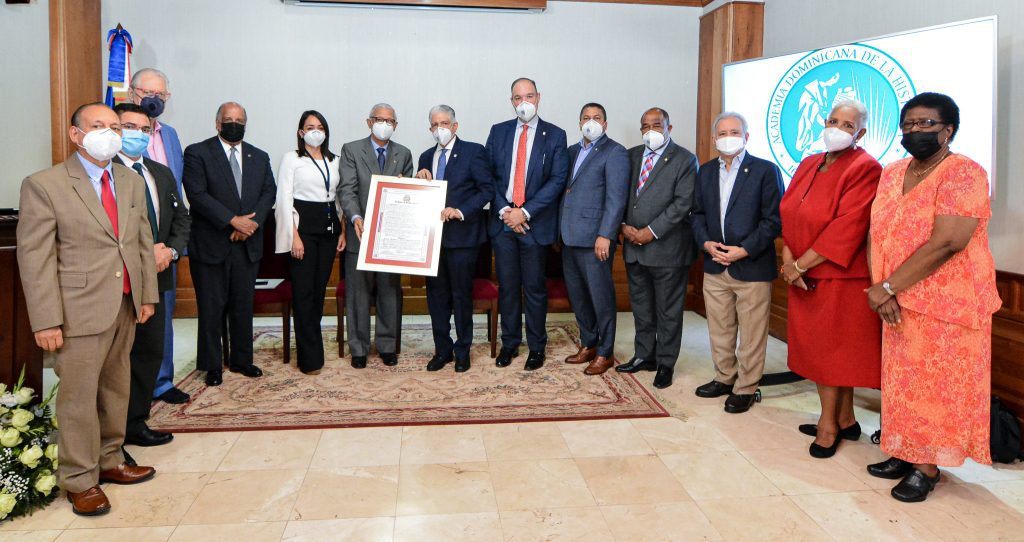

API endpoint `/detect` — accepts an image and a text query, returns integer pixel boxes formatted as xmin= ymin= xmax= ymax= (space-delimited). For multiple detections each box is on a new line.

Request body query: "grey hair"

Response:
xmin=712 ymin=111 xmax=748 ymax=135
xmin=369 ymin=103 xmax=397 ymax=121
xmin=428 ymin=104 xmax=456 ymax=124
xmin=830 ymin=99 xmax=869 ymax=130
xmin=130 ymin=68 xmax=169 ymax=89
xmin=216 ymin=101 xmax=247 ymax=122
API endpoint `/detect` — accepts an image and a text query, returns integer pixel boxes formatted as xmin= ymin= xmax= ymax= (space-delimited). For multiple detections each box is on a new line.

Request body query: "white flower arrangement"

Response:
xmin=0 ymin=368 xmax=59 ymax=521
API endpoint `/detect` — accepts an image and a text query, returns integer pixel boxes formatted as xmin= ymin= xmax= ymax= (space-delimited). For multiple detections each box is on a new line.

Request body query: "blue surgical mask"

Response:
xmin=121 ymin=129 xmax=151 ymax=157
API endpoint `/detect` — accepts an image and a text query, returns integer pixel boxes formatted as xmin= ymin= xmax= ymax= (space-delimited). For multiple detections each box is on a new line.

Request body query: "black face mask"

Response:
xmin=139 ymin=95 xmax=165 ymax=118
xmin=219 ymin=122 xmax=245 ymax=143
xmin=901 ymin=131 xmax=944 ymax=160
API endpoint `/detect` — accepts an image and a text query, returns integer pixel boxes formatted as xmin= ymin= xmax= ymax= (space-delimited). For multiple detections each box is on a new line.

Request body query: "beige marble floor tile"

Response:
xmin=168 ymin=522 xmax=287 ymax=542
xmin=489 ymin=459 xmax=595 ymax=511
xmin=943 ymin=458 xmax=1024 ymax=484
xmin=291 ymin=465 xmax=399 ymax=520
xmin=396 ymin=462 xmax=496 ymax=516
xmin=600 ymin=502 xmax=723 ymax=541
xmin=311 ymin=427 xmax=403 ymax=468
xmin=660 ymin=451 xmax=781 ymax=500
xmin=742 ymin=448 xmax=871 ymax=495
xmin=394 ymin=512 xmax=502 ymax=542
xmin=181 ymin=469 xmax=306 ymax=524
xmin=831 ymin=441 xmax=900 ymax=490
xmin=281 ymin=517 xmax=394 ymax=542
xmin=0 ymin=497 xmax=77 ymax=531
xmin=711 ymin=408 xmax=811 ymax=451
xmin=480 ymin=422 xmax=572 ymax=461
xmin=3 ymin=532 xmax=62 ymax=542
xmin=978 ymin=479 xmax=1024 ymax=514
xmin=55 ymin=527 xmax=175 ymax=542
xmin=697 ymin=496 xmax=830 ymax=541
xmin=790 ymin=490 xmax=935 ymax=541
xmin=400 ymin=425 xmax=487 ymax=465
xmin=891 ymin=482 xmax=1024 ymax=541
xmin=575 ymin=455 xmax=690 ymax=505
xmin=630 ymin=416 xmax=734 ymax=454
xmin=67 ymin=472 xmax=209 ymax=528
xmin=125 ymin=431 xmax=239 ymax=473
xmin=555 ymin=419 xmax=654 ymax=458
xmin=500 ymin=507 xmax=615 ymax=542
xmin=218 ymin=429 xmax=321 ymax=471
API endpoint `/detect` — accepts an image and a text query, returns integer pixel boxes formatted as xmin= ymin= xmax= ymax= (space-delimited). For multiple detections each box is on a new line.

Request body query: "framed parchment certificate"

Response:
xmin=356 ymin=175 xmax=447 ymax=276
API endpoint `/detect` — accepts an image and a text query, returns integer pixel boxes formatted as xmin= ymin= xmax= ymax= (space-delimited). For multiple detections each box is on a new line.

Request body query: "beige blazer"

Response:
xmin=17 ymin=155 xmax=159 ymax=338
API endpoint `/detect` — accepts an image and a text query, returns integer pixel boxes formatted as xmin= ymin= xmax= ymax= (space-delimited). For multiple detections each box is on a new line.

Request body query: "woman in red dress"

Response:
xmin=779 ymin=99 xmax=883 ymax=458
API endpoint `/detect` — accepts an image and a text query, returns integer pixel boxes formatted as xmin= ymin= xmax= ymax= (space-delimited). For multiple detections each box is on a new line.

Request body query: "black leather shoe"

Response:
xmin=891 ymin=469 xmax=940 ymax=502
xmin=455 ymin=358 xmax=470 ymax=373
xmin=426 ymin=354 xmax=453 ymax=371
xmin=695 ymin=380 xmax=734 ymax=398
xmin=121 ymin=446 xmax=137 ymax=467
xmin=381 ymin=353 xmax=398 ymax=366
xmin=809 ymin=435 xmax=841 ymax=458
xmin=351 ymin=356 xmax=367 ymax=369
xmin=496 ymin=348 xmax=517 ymax=368
xmin=724 ymin=393 xmax=757 ymax=413
xmin=229 ymin=364 xmax=263 ymax=378
xmin=205 ymin=370 xmax=223 ymax=386
xmin=124 ymin=427 xmax=173 ymax=447
xmin=524 ymin=351 xmax=545 ymax=371
xmin=615 ymin=357 xmax=657 ymax=373
xmin=652 ymin=366 xmax=674 ymax=389
xmin=156 ymin=387 xmax=190 ymax=404
xmin=798 ymin=422 xmax=862 ymax=441
xmin=867 ymin=457 xmax=914 ymax=480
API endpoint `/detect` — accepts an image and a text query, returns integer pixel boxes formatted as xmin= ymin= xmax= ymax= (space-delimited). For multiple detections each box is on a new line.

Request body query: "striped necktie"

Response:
xmin=637 ymin=152 xmax=656 ymax=196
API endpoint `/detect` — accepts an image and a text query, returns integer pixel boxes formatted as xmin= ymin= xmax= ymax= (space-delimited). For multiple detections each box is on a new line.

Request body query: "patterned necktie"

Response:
xmin=229 ymin=146 xmax=242 ymax=197
xmin=131 ymin=162 xmax=159 ymax=239
xmin=637 ymin=152 xmax=656 ymax=196
xmin=377 ymin=147 xmax=386 ymax=173
xmin=436 ymin=148 xmax=448 ymax=181
xmin=512 ymin=124 xmax=529 ymax=206
xmin=100 ymin=170 xmax=130 ymax=294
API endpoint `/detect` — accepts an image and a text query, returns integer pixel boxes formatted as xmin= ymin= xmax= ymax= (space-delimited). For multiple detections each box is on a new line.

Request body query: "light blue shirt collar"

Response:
xmin=371 ymin=139 xmax=389 ymax=154
xmin=76 ymin=151 xmax=115 ymax=200
xmin=644 ymin=137 xmax=672 ymax=160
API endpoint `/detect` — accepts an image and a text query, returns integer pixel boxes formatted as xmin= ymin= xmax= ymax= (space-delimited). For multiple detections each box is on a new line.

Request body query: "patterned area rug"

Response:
xmin=148 ymin=322 xmax=668 ymax=432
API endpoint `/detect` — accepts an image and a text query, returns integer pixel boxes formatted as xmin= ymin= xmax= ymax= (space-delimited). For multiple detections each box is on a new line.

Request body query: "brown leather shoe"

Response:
xmin=584 ymin=355 xmax=617 ymax=375
xmin=565 ymin=346 xmax=597 ymax=364
xmin=67 ymin=486 xmax=112 ymax=516
xmin=99 ymin=463 xmax=156 ymax=485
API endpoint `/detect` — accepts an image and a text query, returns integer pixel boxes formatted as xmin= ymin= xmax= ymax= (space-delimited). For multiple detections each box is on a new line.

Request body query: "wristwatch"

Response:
xmin=169 ymin=247 xmax=179 ymax=262
xmin=882 ymin=281 xmax=896 ymax=296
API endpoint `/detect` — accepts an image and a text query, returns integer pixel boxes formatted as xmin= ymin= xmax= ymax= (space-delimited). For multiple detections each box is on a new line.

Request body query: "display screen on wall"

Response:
xmin=722 ymin=16 xmax=996 ymax=188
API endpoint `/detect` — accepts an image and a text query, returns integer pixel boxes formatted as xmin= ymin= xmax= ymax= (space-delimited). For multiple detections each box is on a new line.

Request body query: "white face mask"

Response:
xmin=642 ymin=129 xmax=666 ymax=151
xmin=581 ymin=120 xmax=604 ymax=142
xmin=715 ymin=135 xmax=745 ymax=156
xmin=77 ymin=127 xmax=122 ymax=162
xmin=371 ymin=121 xmax=394 ymax=142
xmin=515 ymin=101 xmax=537 ymax=123
xmin=433 ymin=127 xmax=453 ymax=147
xmin=822 ymin=127 xmax=855 ymax=152
xmin=302 ymin=129 xmax=325 ymax=148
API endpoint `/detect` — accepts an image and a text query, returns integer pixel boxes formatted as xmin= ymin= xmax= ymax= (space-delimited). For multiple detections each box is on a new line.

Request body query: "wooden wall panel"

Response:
xmin=49 ymin=0 xmax=101 ymax=165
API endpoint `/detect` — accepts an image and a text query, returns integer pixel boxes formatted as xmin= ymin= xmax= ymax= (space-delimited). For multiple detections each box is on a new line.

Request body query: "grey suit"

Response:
xmin=337 ymin=136 xmax=415 ymax=357
xmin=622 ymin=140 xmax=698 ymax=368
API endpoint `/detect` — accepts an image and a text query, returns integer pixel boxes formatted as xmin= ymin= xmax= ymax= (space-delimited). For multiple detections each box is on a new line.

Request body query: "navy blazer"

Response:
xmin=691 ymin=152 xmax=783 ymax=282
xmin=183 ymin=136 xmax=277 ymax=264
xmin=484 ymin=117 xmax=569 ymax=245
xmin=560 ymin=135 xmax=630 ymax=248
xmin=417 ymin=137 xmax=492 ymax=248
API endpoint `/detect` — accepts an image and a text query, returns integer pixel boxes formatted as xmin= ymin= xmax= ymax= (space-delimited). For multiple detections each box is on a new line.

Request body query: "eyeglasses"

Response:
xmin=123 ymin=124 xmax=153 ymax=135
xmin=132 ymin=87 xmax=171 ymax=101
xmin=901 ymin=119 xmax=946 ymax=131
xmin=369 ymin=117 xmax=397 ymax=127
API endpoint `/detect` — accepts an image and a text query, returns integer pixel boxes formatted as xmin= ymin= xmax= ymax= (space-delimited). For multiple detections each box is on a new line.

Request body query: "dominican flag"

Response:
xmin=104 ymin=24 xmax=133 ymax=107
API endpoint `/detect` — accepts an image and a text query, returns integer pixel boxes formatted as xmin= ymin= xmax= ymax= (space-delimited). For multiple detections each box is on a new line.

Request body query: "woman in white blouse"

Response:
xmin=275 ymin=110 xmax=345 ymax=375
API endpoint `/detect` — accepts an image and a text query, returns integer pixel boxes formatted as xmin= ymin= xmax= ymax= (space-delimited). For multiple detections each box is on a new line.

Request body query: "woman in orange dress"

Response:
xmin=866 ymin=92 xmax=1000 ymax=503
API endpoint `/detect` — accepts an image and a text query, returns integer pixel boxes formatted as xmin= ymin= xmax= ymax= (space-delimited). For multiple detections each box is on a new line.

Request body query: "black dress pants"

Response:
xmin=289 ymin=232 xmax=339 ymax=372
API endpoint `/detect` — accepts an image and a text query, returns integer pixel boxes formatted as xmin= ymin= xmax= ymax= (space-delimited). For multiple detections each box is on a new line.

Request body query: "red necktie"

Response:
xmin=100 ymin=170 xmax=131 ymax=295
xmin=512 ymin=124 xmax=529 ymax=207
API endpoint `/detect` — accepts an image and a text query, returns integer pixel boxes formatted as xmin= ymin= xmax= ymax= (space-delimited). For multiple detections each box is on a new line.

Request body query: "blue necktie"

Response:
xmin=376 ymin=147 xmax=386 ymax=173
xmin=131 ymin=162 xmax=159 ymax=239
xmin=436 ymin=149 xmax=448 ymax=180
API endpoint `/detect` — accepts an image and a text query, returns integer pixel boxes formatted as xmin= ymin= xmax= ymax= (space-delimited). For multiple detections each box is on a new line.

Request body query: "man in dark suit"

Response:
xmin=484 ymin=77 xmax=569 ymax=371
xmin=692 ymin=112 xmax=783 ymax=413
xmin=112 ymin=103 xmax=191 ymax=449
xmin=338 ymin=103 xmax=415 ymax=369
xmin=615 ymin=107 xmax=699 ymax=389
xmin=414 ymin=105 xmax=492 ymax=373
xmin=183 ymin=101 xmax=276 ymax=387
xmin=560 ymin=103 xmax=629 ymax=376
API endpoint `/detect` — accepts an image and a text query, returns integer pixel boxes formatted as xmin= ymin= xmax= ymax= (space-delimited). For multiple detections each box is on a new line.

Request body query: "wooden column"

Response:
xmin=49 ymin=0 xmax=101 ymax=164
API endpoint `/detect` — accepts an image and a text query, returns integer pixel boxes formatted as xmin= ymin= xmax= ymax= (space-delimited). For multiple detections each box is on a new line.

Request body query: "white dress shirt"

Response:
xmin=220 ymin=137 xmax=243 ymax=175
xmin=117 ymin=152 xmax=160 ymax=228
xmin=718 ymin=148 xmax=746 ymax=242
xmin=500 ymin=115 xmax=539 ymax=221
xmin=274 ymin=150 xmax=342 ymax=253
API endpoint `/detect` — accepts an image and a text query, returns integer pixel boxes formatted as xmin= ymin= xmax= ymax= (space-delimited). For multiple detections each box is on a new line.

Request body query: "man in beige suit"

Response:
xmin=17 ymin=103 xmax=160 ymax=516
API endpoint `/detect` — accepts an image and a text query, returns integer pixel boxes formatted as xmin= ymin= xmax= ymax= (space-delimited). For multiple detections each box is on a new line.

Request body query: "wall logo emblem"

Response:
xmin=766 ymin=43 xmax=915 ymax=177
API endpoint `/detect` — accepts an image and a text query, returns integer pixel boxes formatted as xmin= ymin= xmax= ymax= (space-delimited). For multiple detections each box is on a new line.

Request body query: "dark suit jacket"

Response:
xmin=182 ymin=136 xmax=276 ymax=264
xmin=622 ymin=141 xmax=699 ymax=268
xmin=417 ymin=137 xmax=492 ymax=248
xmin=484 ymin=118 xmax=568 ymax=245
xmin=692 ymin=152 xmax=783 ymax=282
xmin=560 ymin=135 xmax=630 ymax=248
xmin=113 ymin=156 xmax=192 ymax=292
xmin=337 ymin=136 xmax=415 ymax=254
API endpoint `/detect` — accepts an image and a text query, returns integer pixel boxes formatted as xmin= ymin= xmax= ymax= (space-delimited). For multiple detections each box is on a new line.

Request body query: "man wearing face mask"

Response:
xmin=338 ymin=103 xmax=415 ymax=369
xmin=616 ymin=108 xmax=698 ymax=389
xmin=691 ymin=112 xmax=782 ymax=413
xmin=17 ymin=102 xmax=159 ymax=516
xmin=183 ymin=102 xmax=277 ymax=387
xmin=559 ymin=103 xmax=629 ymax=376
xmin=484 ymin=77 xmax=569 ymax=371
xmin=112 ymin=103 xmax=191 ymax=451
xmin=413 ymin=105 xmax=492 ymax=372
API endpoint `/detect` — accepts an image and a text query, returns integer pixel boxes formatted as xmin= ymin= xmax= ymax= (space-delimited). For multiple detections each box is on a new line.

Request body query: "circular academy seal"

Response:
xmin=766 ymin=43 xmax=916 ymax=178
